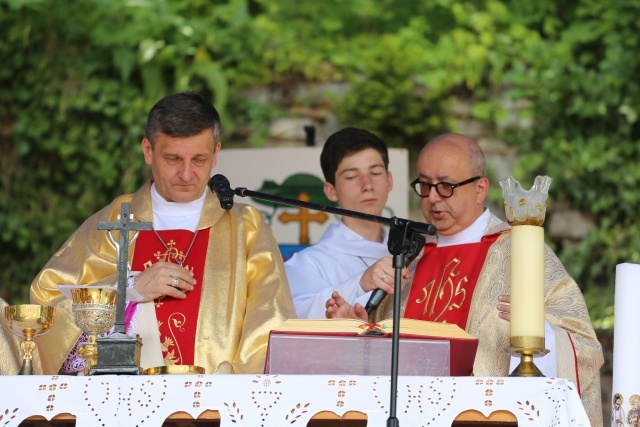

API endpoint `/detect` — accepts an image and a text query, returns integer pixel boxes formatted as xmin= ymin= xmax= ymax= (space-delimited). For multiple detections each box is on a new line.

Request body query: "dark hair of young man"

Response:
xmin=320 ymin=127 xmax=389 ymax=185
xmin=145 ymin=92 xmax=222 ymax=146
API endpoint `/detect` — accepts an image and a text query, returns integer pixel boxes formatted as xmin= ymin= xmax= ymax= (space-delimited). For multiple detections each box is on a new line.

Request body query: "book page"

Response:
xmin=273 ymin=318 xmax=476 ymax=339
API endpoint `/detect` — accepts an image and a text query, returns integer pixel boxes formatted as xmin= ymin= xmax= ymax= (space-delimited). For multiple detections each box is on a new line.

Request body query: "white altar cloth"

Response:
xmin=0 ymin=375 xmax=589 ymax=427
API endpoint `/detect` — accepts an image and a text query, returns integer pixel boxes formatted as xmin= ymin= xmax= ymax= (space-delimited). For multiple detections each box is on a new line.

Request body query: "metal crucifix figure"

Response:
xmin=90 ymin=202 xmax=152 ymax=375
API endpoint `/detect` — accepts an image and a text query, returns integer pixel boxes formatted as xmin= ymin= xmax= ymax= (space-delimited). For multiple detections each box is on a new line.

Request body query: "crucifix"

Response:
xmin=89 ymin=202 xmax=152 ymax=375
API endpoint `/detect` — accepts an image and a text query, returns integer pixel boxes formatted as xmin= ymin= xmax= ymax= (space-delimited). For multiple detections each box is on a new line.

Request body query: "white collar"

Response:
xmin=150 ymin=183 xmax=206 ymax=231
xmin=437 ymin=208 xmax=490 ymax=247
xmin=151 ymin=183 xmax=206 ymax=216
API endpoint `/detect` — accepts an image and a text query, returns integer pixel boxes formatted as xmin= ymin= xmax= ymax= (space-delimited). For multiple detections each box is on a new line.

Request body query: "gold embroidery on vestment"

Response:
xmin=415 ymin=258 xmax=468 ymax=321
xmin=140 ymin=248 xmax=195 ymax=364
xmin=161 ymin=312 xmax=186 ymax=365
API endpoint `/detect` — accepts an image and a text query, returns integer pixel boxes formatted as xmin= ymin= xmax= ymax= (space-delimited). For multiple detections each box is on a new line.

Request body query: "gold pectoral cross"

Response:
xmin=415 ymin=258 xmax=468 ymax=321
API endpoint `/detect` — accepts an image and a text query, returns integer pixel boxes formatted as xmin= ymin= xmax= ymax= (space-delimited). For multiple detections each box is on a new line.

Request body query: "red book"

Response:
xmin=265 ymin=318 xmax=478 ymax=376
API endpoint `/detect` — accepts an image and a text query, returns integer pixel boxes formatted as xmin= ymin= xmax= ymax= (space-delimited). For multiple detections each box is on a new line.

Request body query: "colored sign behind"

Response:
xmin=213 ymin=147 xmax=409 ymax=246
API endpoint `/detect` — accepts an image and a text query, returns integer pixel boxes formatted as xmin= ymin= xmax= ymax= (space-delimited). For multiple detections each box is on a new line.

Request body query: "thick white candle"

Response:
xmin=510 ymin=225 xmax=545 ymax=338
xmin=611 ymin=263 xmax=640 ymax=424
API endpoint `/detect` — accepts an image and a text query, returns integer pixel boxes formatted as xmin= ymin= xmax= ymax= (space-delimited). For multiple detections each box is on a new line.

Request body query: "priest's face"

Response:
xmin=323 ymin=147 xmax=393 ymax=218
xmin=142 ymin=129 xmax=221 ymax=203
xmin=416 ymin=137 xmax=488 ymax=236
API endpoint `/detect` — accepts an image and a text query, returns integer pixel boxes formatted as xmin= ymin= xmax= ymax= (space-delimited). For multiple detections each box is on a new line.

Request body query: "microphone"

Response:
xmin=364 ymin=232 xmax=426 ymax=314
xmin=209 ymin=174 xmax=234 ymax=210
xmin=365 ymin=288 xmax=388 ymax=315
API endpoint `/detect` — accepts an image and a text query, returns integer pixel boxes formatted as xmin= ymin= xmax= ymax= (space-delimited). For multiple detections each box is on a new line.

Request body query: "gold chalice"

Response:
xmin=3 ymin=304 xmax=55 ymax=375
xmin=71 ymin=288 xmax=117 ymax=375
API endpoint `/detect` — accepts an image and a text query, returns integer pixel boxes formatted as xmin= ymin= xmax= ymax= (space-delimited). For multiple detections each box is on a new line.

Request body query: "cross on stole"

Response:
xmin=278 ymin=192 xmax=328 ymax=245
xmin=97 ymin=202 xmax=152 ymax=334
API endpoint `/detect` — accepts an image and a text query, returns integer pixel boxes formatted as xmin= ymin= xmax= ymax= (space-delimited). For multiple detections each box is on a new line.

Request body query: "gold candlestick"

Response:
xmin=508 ymin=336 xmax=550 ymax=377
xmin=501 ymin=175 xmax=552 ymax=377
xmin=70 ymin=288 xmax=117 ymax=375
xmin=3 ymin=304 xmax=55 ymax=375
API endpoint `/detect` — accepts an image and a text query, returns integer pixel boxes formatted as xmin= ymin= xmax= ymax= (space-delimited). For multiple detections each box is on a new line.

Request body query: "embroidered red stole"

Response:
xmin=404 ymin=233 xmax=501 ymax=330
xmin=131 ymin=229 xmax=210 ymax=365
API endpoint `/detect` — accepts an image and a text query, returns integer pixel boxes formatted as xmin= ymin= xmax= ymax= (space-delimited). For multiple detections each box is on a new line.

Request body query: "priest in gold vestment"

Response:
xmin=30 ymin=93 xmax=296 ymax=375
xmin=327 ymin=133 xmax=604 ymax=426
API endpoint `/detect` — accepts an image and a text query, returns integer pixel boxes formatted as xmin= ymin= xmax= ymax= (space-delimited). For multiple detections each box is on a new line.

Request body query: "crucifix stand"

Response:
xmin=89 ymin=202 xmax=152 ymax=375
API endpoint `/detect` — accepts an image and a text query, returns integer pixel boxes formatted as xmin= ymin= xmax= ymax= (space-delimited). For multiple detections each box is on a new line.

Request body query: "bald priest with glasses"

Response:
xmin=326 ymin=133 xmax=604 ymax=426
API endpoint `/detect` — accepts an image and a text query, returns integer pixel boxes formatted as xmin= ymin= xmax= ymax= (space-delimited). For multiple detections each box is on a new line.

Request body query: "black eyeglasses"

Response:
xmin=410 ymin=176 xmax=481 ymax=198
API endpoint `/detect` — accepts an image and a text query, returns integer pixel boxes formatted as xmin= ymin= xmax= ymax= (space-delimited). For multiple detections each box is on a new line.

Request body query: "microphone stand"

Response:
xmin=218 ymin=178 xmax=436 ymax=426
xmin=386 ymin=221 xmax=425 ymax=427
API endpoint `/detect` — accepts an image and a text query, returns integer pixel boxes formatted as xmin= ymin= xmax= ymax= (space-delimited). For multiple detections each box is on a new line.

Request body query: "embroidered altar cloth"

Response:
xmin=0 ymin=375 xmax=590 ymax=427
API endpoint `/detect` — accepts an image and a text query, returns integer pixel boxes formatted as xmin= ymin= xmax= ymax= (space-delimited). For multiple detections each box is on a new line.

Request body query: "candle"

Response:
xmin=510 ymin=225 xmax=545 ymax=338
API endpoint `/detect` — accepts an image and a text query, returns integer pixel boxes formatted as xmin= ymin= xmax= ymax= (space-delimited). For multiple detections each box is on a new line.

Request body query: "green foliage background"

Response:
xmin=2 ymin=0 xmax=639 ymax=327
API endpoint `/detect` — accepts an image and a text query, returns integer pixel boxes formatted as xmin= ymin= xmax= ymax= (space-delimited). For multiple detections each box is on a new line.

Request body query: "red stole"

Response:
xmin=131 ymin=229 xmax=210 ymax=365
xmin=404 ymin=233 xmax=501 ymax=330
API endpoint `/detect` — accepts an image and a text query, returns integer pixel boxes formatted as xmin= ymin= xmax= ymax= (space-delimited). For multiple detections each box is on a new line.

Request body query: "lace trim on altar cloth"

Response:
xmin=0 ymin=375 xmax=591 ymax=427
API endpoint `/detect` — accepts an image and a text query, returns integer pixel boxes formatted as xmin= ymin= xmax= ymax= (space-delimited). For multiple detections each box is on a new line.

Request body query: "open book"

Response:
xmin=272 ymin=317 xmax=475 ymax=338
xmin=266 ymin=318 xmax=478 ymax=376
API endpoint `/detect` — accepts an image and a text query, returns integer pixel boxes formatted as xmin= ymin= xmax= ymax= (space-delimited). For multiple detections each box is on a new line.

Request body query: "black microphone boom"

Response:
xmin=209 ymin=174 xmax=234 ymax=210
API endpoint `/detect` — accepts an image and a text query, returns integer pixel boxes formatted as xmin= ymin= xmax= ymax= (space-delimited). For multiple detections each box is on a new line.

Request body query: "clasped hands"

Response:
xmin=132 ymin=262 xmax=196 ymax=302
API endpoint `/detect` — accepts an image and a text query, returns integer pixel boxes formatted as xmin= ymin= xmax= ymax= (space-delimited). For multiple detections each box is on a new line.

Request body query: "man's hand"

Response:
xmin=325 ymin=291 xmax=367 ymax=321
xmin=359 ymin=257 xmax=409 ymax=294
xmin=133 ymin=262 xmax=196 ymax=302
xmin=497 ymin=294 xmax=511 ymax=321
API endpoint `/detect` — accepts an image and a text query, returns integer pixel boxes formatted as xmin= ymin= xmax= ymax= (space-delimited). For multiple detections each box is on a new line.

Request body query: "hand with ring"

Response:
xmin=358 ymin=257 xmax=408 ymax=294
xmin=131 ymin=261 xmax=197 ymax=302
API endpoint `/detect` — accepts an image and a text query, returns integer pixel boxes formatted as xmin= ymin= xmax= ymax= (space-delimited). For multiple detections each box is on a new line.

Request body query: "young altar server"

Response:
xmin=285 ymin=127 xmax=405 ymax=318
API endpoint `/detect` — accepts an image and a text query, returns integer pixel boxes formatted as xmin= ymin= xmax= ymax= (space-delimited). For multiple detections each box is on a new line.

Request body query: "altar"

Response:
xmin=0 ymin=375 xmax=589 ymax=427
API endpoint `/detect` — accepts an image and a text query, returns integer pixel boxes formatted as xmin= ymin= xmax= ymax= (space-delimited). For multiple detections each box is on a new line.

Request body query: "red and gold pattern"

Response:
xmin=404 ymin=233 xmax=500 ymax=330
xmin=131 ymin=229 xmax=210 ymax=365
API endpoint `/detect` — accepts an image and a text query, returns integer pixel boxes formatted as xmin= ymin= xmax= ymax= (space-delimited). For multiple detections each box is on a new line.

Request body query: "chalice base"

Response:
xmin=78 ymin=341 xmax=99 ymax=376
xmin=18 ymin=358 xmax=33 ymax=376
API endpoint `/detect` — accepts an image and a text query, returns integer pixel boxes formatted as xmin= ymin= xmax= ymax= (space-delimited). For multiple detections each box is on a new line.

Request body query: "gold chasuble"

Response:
xmin=30 ymin=182 xmax=296 ymax=376
xmin=404 ymin=234 xmax=500 ymax=330
xmin=131 ymin=229 xmax=209 ymax=366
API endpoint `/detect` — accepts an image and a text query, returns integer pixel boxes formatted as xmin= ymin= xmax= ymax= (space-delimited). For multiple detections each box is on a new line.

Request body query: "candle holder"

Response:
xmin=501 ymin=175 xmax=553 ymax=378
xmin=508 ymin=336 xmax=550 ymax=377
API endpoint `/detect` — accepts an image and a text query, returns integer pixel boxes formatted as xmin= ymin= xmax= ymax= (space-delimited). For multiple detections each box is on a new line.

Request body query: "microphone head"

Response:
xmin=209 ymin=174 xmax=230 ymax=192
xmin=209 ymin=174 xmax=234 ymax=210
